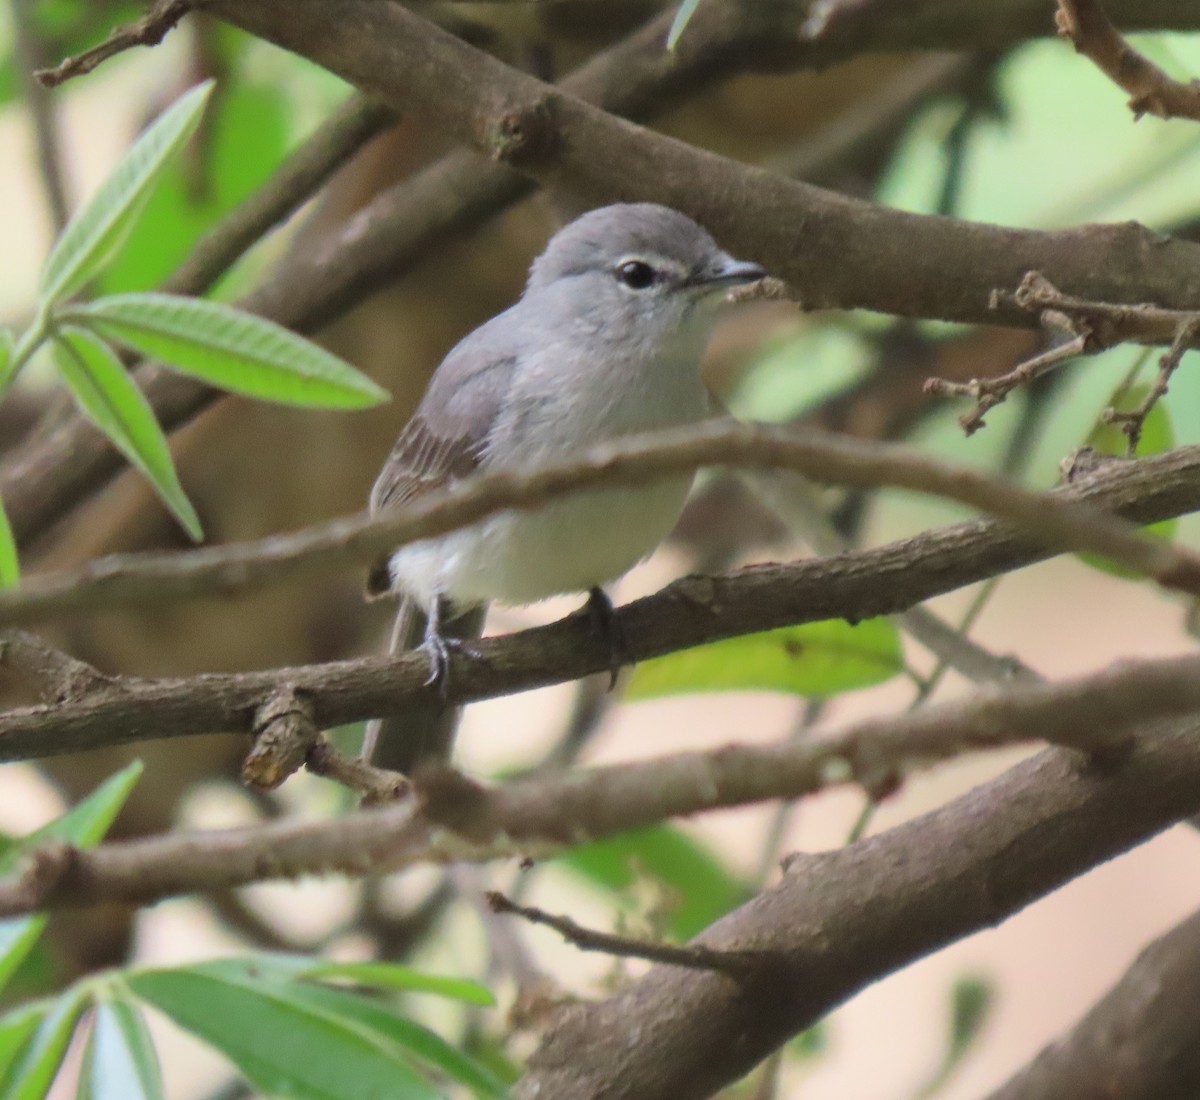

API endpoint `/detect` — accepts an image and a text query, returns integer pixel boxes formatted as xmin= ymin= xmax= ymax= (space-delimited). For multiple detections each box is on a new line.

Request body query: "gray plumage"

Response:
xmin=363 ymin=203 xmax=764 ymax=772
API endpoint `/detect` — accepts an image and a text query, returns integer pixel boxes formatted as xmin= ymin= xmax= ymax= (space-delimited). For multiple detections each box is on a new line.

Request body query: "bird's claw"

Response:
xmin=421 ymin=632 xmax=481 ymax=703
xmin=585 ymin=587 xmax=632 ymax=691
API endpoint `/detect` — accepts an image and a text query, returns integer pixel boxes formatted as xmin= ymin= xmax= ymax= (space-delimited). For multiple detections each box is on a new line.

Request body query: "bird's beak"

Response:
xmin=689 ymin=257 xmax=767 ymax=290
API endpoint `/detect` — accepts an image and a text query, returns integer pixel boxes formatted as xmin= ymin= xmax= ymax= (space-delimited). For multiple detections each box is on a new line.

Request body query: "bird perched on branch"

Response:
xmin=363 ymin=202 xmax=766 ymax=772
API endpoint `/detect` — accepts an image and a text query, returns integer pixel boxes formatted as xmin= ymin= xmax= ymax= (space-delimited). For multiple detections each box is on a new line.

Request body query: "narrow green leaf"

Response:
xmin=53 ymin=328 xmax=202 ymax=541
xmin=557 ymin=825 xmax=748 ymax=939
xmin=0 ymin=987 xmax=88 ymax=1099
xmin=134 ymin=957 xmax=502 ymax=1095
xmin=0 ymin=494 xmax=17 ymax=590
xmin=100 ymin=80 xmax=290 ymax=296
xmin=0 ymin=328 xmax=14 ymax=395
xmin=81 ymin=996 xmax=165 ymax=1100
xmin=912 ymin=976 xmax=995 ymax=1100
xmin=284 ymin=983 xmax=506 ymax=1098
xmin=2 ymin=760 xmax=144 ymax=870
xmin=0 ymin=1001 xmax=49 ymax=1083
xmin=666 ymin=0 xmax=702 ymax=50
xmin=788 ymin=1021 xmax=829 ymax=1062
xmin=129 ymin=966 xmax=442 ymax=1100
xmin=0 ymin=919 xmax=48 ymax=1000
xmin=40 ymin=82 xmax=214 ymax=303
xmin=298 ymin=962 xmax=494 ymax=1007
xmin=626 ymin=618 xmax=904 ymax=701
xmin=0 ymin=762 xmax=142 ymax=996
xmin=67 ymin=293 xmax=389 ymax=409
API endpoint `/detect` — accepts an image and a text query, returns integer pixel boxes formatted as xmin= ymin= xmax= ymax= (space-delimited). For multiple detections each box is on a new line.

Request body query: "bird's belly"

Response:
xmin=388 ymin=475 xmax=694 ymax=608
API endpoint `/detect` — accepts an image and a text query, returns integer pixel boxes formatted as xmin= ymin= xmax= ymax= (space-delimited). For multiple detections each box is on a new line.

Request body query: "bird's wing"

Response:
xmin=366 ymin=344 xmax=517 ymax=597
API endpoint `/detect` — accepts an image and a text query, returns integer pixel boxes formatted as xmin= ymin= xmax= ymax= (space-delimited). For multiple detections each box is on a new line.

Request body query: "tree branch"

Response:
xmin=486 ymin=892 xmax=766 ymax=976
xmin=1 ymin=442 xmax=1197 ymax=764
xmin=3 ymin=650 xmax=1199 ymax=916
xmin=0 ymin=630 xmax=108 ymax=703
xmin=1056 ymin=0 xmax=1200 ymax=121
xmin=985 ymin=904 xmax=1200 ymax=1099
xmin=4 ymin=425 xmax=1199 ymax=627
xmin=34 ymin=0 xmax=193 ymax=87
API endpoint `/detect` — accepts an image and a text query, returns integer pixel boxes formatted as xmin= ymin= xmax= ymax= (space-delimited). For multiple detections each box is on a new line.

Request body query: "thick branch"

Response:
xmin=203 ymin=1 xmax=1200 ymax=329
xmin=1 ymin=444 xmax=1199 ymax=763
xmin=4 ymin=426 xmax=1199 ymax=625
xmin=986 ymin=904 xmax=1200 ymax=1100
xmin=2 ymin=651 xmax=1198 ymax=916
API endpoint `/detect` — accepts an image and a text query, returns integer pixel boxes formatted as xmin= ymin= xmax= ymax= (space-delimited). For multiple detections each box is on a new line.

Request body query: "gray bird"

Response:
xmin=363 ymin=202 xmax=765 ymax=772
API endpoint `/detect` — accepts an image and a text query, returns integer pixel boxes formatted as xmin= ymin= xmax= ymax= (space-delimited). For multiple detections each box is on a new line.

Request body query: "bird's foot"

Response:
xmin=584 ymin=587 xmax=632 ymax=691
xmin=420 ymin=630 xmax=481 ymax=704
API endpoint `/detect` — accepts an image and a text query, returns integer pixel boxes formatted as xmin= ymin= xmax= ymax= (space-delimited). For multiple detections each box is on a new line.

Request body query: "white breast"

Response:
xmin=388 ymin=316 xmax=711 ymax=610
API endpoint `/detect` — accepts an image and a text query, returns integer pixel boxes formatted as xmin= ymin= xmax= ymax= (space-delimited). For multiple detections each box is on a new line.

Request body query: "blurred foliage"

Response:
xmin=554 ymin=824 xmax=751 ymax=940
xmin=626 ymin=618 xmax=904 ymax=700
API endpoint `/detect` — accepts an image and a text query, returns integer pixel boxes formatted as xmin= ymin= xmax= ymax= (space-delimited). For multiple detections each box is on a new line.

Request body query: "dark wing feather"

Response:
xmin=366 ymin=347 xmax=517 ymax=597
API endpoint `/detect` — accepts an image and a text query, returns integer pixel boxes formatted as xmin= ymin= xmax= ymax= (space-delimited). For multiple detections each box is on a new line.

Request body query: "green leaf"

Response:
xmin=666 ymin=0 xmax=702 ymax=50
xmin=789 ymin=1020 xmax=829 ymax=1062
xmin=0 ymin=761 xmax=142 ymax=996
xmin=40 ymin=82 xmax=214 ymax=304
xmin=128 ymin=965 xmax=444 ymax=1100
xmin=283 ymin=983 xmax=506 ymax=1098
xmin=0 ymin=761 xmax=143 ymax=874
xmin=80 ymin=996 xmax=164 ymax=1100
xmin=0 ymin=494 xmax=17 ymax=590
xmin=912 ymin=975 xmax=995 ymax=1100
xmin=0 ymin=921 xmax=47 ymax=1003
xmin=66 ymin=294 xmax=389 ymax=409
xmin=100 ymin=81 xmax=289 ymax=296
xmin=0 ymin=987 xmax=88 ymax=1099
xmin=298 ymin=961 xmax=494 ymax=1007
xmin=0 ymin=328 xmax=13 ymax=395
xmin=1081 ymin=380 xmax=1177 ymax=577
xmin=0 ymin=1002 xmax=49 ymax=1083
xmin=557 ymin=825 xmax=749 ymax=939
xmin=626 ymin=618 xmax=904 ymax=701
xmin=53 ymin=329 xmax=202 ymax=541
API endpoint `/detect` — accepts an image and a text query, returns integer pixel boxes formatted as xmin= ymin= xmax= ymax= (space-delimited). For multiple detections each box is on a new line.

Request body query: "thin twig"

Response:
xmin=486 ymin=892 xmax=766 ymax=976
xmin=1102 ymin=318 xmax=1200 ymax=454
xmin=305 ymin=738 xmax=410 ymax=804
xmin=3 ymin=423 xmax=1200 ymax=628
xmin=1056 ymin=0 xmax=1200 ymax=122
xmin=11 ymin=0 xmax=70 ymax=230
xmin=926 ymin=271 xmax=1200 ymax=432
xmin=35 ymin=0 xmax=193 ymax=87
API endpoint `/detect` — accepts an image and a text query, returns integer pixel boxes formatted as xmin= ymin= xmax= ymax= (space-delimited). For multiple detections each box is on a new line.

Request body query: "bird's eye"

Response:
xmin=615 ymin=260 xmax=656 ymax=289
